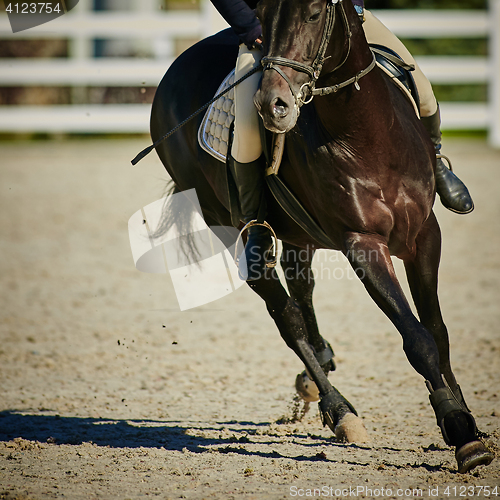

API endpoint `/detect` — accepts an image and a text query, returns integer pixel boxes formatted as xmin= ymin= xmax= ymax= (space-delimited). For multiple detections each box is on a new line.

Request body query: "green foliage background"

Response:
xmin=367 ymin=0 xmax=485 ymax=8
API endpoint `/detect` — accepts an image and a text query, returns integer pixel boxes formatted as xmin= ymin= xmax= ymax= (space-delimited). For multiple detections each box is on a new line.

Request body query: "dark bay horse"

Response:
xmin=149 ymin=0 xmax=493 ymax=473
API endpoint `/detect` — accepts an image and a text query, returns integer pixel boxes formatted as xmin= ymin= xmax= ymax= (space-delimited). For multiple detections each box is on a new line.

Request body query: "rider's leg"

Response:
xmin=420 ymin=107 xmax=474 ymax=214
xmin=231 ymin=44 xmax=272 ymax=281
xmin=363 ymin=10 xmax=473 ymax=214
xmin=232 ymin=45 xmax=263 ymax=164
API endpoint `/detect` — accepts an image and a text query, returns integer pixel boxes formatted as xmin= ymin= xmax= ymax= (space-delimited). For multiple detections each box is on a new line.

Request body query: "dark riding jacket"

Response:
xmin=210 ymin=0 xmax=365 ymax=46
xmin=210 ymin=0 xmax=261 ymax=47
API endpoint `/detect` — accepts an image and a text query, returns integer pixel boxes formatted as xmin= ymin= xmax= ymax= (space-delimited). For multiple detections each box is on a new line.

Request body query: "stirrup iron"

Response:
xmin=234 ymin=220 xmax=278 ymax=269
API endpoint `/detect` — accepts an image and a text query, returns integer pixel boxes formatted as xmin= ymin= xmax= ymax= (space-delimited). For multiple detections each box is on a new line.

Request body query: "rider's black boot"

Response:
xmin=230 ymin=155 xmax=272 ymax=281
xmin=421 ymin=107 xmax=474 ymax=214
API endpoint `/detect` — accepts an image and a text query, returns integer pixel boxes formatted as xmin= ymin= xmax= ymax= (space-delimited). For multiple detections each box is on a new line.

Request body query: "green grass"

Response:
xmin=401 ymin=38 xmax=487 ymax=57
xmin=441 ymin=129 xmax=487 ymax=139
xmin=433 ymin=84 xmax=488 ymax=103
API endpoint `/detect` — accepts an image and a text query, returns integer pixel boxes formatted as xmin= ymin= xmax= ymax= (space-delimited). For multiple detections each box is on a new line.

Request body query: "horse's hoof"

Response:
xmin=295 ymin=371 xmax=320 ymax=402
xmin=456 ymin=440 xmax=494 ymax=474
xmin=334 ymin=413 xmax=370 ymax=443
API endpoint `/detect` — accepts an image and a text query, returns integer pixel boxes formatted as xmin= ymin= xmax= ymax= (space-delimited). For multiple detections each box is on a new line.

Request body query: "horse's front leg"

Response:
xmin=249 ymin=267 xmax=368 ymax=442
xmin=403 ymin=212 xmax=494 ymax=473
xmin=280 ymin=242 xmax=335 ymax=402
xmin=403 ymin=212 xmax=468 ymax=406
xmin=344 ymin=231 xmax=493 ymax=473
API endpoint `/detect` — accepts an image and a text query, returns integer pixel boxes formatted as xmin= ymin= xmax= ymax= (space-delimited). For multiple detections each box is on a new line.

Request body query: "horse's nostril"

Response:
xmin=272 ymin=98 xmax=289 ymax=118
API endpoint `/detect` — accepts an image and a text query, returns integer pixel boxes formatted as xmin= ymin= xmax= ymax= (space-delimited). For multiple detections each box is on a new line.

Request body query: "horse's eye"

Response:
xmin=307 ymin=12 xmax=321 ymax=23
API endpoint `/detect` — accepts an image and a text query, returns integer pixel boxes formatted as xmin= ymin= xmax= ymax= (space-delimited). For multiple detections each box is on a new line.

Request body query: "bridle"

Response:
xmin=260 ymin=0 xmax=376 ymax=109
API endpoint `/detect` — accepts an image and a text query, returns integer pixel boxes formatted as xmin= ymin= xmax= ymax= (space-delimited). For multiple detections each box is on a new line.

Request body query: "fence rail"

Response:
xmin=0 ymin=0 xmax=499 ymax=146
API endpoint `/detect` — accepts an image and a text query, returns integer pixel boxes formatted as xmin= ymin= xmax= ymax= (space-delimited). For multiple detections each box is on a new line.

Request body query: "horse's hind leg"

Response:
xmin=344 ymin=230 xmax=492 ymax=472
xmin=250 ymin=265 xmax=368 ymax=443
xmin=281 ymin=243 xmax=335 ymax=402
xmin=404 ymin=212 xmax=494 ymax=472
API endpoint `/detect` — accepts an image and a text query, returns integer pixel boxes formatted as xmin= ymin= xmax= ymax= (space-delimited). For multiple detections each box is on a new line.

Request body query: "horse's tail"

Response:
xmin=151 ymin=181 xmax=202 ymax=264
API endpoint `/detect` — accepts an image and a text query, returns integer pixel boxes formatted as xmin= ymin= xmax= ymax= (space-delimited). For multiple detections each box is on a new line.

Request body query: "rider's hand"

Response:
xmin=246 ymin=37 xmax=263 ymax=51
xmin=253 ymin=37 xmax=264 ymax=51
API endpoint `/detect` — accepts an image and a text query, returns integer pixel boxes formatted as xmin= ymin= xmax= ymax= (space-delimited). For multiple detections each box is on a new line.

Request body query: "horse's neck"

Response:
xmin=313 ymin=6 xmax=391 ymax=139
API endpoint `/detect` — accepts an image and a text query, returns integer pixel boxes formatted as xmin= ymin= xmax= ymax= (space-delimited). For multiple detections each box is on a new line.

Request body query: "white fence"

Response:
xmin=0 ymin=0 xmax=499 ymax=147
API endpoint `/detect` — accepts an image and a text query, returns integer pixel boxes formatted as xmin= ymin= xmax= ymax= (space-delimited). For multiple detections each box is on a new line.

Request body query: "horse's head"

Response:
xmin=254 ymin=0 xmax=352 ymax=133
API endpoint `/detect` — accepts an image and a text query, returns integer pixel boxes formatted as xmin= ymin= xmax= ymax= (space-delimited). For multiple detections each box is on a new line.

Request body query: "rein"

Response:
xmin=261 ymin=0 xmax=375 ymax=108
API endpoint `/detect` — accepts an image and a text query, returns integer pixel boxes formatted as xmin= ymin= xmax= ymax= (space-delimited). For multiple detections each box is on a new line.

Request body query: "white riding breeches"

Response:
xmin=363 ymin=9 xmax=438 ymax=118
xmin=232 ymin=44 xmax=263 ymax=164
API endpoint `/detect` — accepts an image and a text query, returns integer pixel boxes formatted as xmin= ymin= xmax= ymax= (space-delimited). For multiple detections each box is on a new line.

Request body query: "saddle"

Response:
xmin=370 ymin=44 xmax=420 ymax=117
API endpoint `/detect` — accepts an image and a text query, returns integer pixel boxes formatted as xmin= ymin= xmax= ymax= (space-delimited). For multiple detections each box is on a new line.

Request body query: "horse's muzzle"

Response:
xmin=254 ymin=86 xmax=299 ymax=134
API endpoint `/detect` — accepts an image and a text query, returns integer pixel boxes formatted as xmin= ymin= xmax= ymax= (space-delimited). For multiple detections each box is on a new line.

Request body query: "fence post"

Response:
xmin=489 ymin=0 xmax=500 ymax=147
xmin=67 ymin=1 xmax=92 ymax=62
xmin=67 ymin=2 xmax=92 ymax=105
